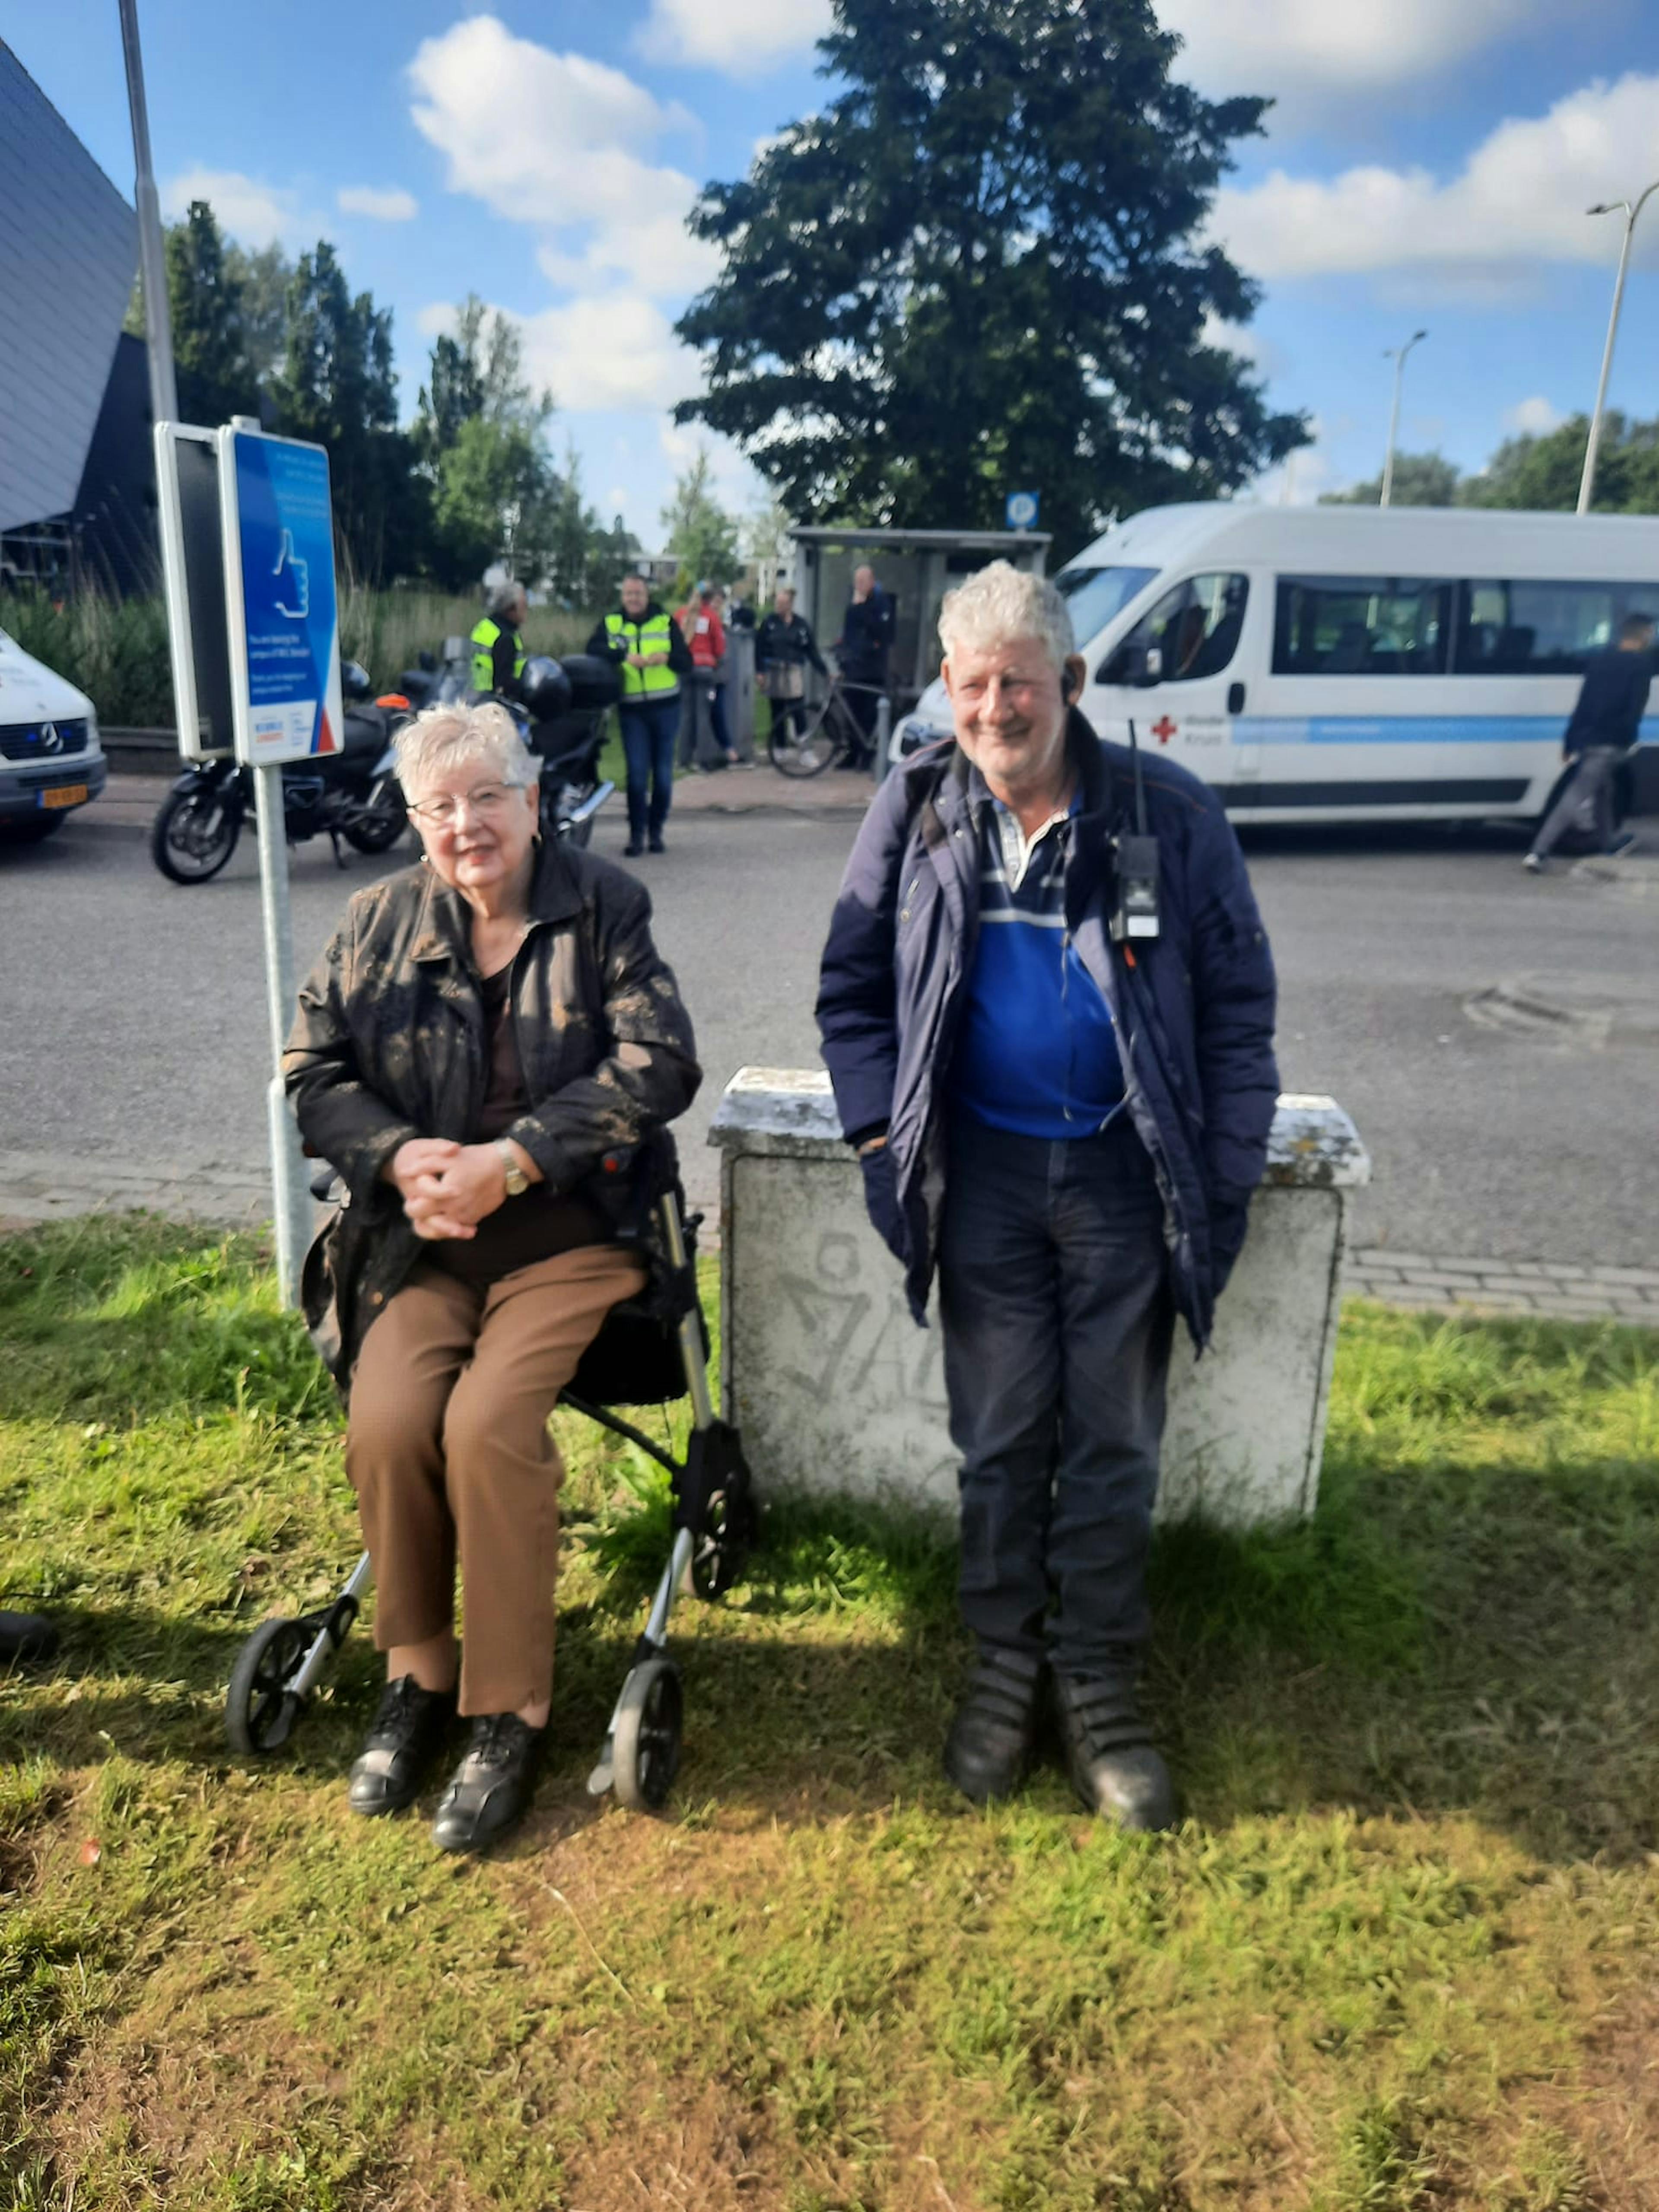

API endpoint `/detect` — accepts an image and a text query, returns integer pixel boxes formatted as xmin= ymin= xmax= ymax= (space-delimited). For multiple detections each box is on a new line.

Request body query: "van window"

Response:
xmin=1273 ymin=577 xmax=1451 ymax=675
xmin=1125 ymin=572 xmax=1249 ymax=683
xmin=1454 ymin=580 xmax=1659 ymax=674
xmin=1054 ymin=564 xmax=1158 ymax=645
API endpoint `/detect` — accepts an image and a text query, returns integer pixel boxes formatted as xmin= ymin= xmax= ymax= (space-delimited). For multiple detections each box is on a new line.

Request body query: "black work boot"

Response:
xmin=1053 ymin=1664 xmax=1175 ymax=1833
xmin=347 ymin=1675 xmax=454 ymax=1816
xmin=431 ymin=1713 xmax=545 ymax=1853
xmin=943 ymin=1646 xmax=1046 ymax=1805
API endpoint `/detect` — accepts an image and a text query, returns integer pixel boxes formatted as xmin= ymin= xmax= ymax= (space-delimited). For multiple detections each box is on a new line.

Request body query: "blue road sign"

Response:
xmin=222 ymin=428 xmax=344 ymax=766
xmin=1005 ymin=489 xmax=1040 ymax=531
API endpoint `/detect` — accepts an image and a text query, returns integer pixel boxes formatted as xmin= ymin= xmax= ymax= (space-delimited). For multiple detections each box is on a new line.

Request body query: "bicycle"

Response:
xmin=765 ymin=672 xmax=885 ymax=779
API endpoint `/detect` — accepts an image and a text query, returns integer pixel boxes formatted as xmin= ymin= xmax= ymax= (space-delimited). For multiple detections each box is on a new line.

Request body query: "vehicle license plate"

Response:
xmin=39 ymin=785 xmax=87 ymax=809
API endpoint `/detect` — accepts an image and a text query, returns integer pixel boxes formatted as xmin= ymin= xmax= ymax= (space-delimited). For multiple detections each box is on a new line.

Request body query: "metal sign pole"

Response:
xmin=251 ymin=765 xmax=311 ymax=1304
xmin=218 ymin=418 xmax=343 ymax=1307
xmin=117 ymin=0 xmax=179 ymax=431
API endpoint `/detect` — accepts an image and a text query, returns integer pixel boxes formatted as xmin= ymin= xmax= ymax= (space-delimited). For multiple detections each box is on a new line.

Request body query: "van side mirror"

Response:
xmin=1098 ymin=641 xmax=1161 ymax=689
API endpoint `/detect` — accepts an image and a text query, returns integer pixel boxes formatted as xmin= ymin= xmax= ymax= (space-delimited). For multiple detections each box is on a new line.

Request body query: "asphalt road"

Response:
xmin=2 ymin=797 xmax=1655 ymax=1265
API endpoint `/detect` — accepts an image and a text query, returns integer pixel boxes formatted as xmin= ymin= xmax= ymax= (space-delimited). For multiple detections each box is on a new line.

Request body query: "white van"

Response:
xmin=900 ymin=503 xmax=1659 ymax=823
xmin=0 ymin=624 xmax=108 ymax=840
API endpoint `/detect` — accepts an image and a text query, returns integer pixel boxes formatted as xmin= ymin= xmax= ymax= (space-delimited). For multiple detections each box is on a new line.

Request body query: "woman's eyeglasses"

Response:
xmin=407 ymin=783 xmax=524 ymax=828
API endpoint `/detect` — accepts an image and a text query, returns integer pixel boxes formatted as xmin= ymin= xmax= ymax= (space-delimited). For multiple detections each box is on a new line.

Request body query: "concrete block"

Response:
xmin=712 ymin=1071 xmax=1370 ymax=1533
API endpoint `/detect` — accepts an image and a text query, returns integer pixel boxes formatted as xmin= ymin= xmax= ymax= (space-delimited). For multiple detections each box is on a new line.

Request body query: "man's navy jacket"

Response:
xmin=815 ymin=712 xmax=1279 ymax=1350
xmin=1563 ymin=645 xmax=1652 ymax=756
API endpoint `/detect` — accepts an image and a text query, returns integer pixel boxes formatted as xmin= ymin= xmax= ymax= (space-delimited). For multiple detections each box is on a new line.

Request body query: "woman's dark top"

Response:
xmin=429 ymin=963 xmax=611 ymax=1287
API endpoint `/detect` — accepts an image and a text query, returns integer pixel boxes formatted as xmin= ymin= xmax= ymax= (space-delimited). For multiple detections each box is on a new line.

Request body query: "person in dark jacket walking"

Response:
xmin=816 ymin=563 xmax=1278 ymax=1831
xmin=587 ymin=574 xmax=695 ymax=856
xmin=836 ymin=565 xmax=896 ymax=762
xmin=286 ymin=698 xmax=700 ymax=1854
xmin=756 ymin=585 xmax=827 ymax=749
xmin=1525 ymin=610 xmax=1654 ymax=871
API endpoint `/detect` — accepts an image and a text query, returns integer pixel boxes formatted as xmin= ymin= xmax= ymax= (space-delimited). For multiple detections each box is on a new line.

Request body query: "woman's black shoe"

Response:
xmin=942 ymin=1646 xmax=1045 ymax=1804
xmin=347 ymin=1675 xmax=454 ymax=1816
xmin=431 ymin=1713 xmax=546 ymax=1853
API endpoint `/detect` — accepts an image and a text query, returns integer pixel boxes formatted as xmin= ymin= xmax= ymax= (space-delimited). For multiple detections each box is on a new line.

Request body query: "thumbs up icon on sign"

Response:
xmin=273 ymin=530 xmax=310 ymax=619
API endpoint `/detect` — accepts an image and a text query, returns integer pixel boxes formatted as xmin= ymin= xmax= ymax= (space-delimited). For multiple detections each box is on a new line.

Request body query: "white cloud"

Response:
xmin=337 ymin=186 xmax=419 ymax=222
xmin=422 ymin=292 xmax=699 ymax=414
xmin=637 ymin=0 xmax=830 ymax=76
xmin=1163 ymin=0 xmax=1537 ymax=112
xmin=407 ymin=16 xmax=707 ymax=297
xmin=1505 ymin=394 xmax=1565 ymax=436
xmin=657 ymin=419 xmax=766 ymax=514
xmin=1213 ymin=73 xmax=1659 ymax=285
xmin=162 ymin=167 xmax=302 ymax=248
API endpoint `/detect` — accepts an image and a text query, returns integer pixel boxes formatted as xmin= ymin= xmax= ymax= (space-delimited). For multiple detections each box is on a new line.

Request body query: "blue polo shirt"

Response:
xmin=948 ymin=788 xmax=1125 ymax=1140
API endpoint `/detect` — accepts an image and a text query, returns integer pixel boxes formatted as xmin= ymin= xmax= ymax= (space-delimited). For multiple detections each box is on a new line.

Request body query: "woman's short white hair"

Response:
xmin=393 ymin=700 xmax=538 ymax=801
xmin=938 ymin=561 xmax=1076 ymax=672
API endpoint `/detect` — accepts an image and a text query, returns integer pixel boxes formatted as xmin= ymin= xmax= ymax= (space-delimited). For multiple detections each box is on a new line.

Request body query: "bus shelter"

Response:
xmin=791 ymin=527 xmax=1052 ymax=708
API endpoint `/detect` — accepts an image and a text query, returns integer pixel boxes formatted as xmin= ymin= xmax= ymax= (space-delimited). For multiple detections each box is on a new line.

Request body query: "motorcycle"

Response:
xmin=398 ymin=640 xmax=620 ymax=849
xmin=149 ymin=662 xmax=413 ymax=886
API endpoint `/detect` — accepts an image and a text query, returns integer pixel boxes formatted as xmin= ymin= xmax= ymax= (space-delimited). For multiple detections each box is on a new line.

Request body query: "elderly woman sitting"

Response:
xmin=284 ymin=700 xmax=700 ymax=1853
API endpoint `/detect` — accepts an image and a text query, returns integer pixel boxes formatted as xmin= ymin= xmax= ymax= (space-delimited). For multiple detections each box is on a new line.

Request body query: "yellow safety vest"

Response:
xmin=470 ymin=617 xmax=526 ymax=694
xmin=605 ymin=610 xmax=680 ymax=702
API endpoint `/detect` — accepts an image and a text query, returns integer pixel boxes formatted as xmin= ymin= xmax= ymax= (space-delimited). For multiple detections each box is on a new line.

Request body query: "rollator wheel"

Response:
xmin=610 ymin=1657 xmax=683 ymax=1812
xmin=226 ymin=1616 xmax=309 ymax=1755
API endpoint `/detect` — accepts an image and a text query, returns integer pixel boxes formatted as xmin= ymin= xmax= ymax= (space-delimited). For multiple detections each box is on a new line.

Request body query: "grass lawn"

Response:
xmin=2 ymin=1219 xmax=1658 ymax=2211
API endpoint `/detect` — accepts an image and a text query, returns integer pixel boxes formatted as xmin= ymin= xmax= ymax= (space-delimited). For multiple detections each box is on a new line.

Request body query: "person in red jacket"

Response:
xmin=675 ymin=580 xmax=738 ymax=767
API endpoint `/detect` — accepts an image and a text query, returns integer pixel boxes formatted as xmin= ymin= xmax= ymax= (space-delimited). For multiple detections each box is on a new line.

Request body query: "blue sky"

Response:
xmin=11 ymin=0 xmax=1659 ymax=557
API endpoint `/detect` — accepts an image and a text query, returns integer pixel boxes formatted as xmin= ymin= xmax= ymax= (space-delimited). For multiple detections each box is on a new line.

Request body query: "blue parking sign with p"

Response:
xmin=1005 ymin=490 xmax=1040 ymax=531
xmin=221 ymin=428 xmax=345 ymax=766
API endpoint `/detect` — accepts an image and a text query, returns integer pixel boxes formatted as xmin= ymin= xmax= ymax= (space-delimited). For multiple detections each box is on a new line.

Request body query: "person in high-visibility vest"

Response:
xmin=587 ymin=573 xmax=693 ymax=857
xmin=470 ymin=582 xmax=529 ymax=699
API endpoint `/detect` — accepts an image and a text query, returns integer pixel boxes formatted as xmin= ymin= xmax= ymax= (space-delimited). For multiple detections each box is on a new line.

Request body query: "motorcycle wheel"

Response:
xmin=341 ymin=779 xmax=409 ymax=856
xmin=150 ymin=785 xmax=242 ymax=884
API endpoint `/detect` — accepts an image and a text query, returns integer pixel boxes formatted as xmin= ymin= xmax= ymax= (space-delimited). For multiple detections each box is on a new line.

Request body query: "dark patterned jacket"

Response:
xmin=283 ymin=839 xmax=701 ymax=1396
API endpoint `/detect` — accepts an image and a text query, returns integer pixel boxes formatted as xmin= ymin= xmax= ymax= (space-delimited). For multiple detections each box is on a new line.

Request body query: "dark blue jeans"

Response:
xmin=938 ymin=1111 xmax=1174 ymax=1675
xmin=619 ymin=699 xmax=680 ymax=844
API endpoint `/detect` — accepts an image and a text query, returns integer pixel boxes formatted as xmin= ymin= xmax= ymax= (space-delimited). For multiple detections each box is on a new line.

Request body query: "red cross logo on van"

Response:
xmin=1150 ymin=716 xmax=1177 ymax=745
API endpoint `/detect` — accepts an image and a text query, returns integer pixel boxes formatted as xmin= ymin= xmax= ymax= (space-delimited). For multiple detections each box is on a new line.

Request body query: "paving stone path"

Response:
xmin=1345 ymin=1249 xmax=1659 ymax=1325
xmin=2 ymin=1150 xmax=1653 ymax=1329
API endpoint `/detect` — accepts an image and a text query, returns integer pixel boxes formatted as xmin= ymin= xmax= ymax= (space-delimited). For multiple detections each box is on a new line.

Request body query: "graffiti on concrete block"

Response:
xmin=765 ymin=1229 xmax=949 ymax=1416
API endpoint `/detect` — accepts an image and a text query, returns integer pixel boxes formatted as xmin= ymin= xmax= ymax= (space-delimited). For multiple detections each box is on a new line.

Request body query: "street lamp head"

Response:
xmin=1411 ymin=328 xmax=1428 ymax=344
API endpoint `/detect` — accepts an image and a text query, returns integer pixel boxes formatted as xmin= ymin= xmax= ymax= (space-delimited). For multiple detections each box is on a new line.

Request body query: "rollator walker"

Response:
xmin=224 ymin=1188 xmax=756 ymax=1812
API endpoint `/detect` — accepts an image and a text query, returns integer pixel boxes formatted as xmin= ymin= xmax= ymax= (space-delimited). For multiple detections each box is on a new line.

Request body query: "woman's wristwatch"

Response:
xmin=495 ymin=1140 xmax=530 ymax=1196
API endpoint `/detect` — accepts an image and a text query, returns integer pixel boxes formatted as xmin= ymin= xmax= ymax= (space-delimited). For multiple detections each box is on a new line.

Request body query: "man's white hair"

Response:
xmin=393 ymin=700 xmax=538 ymax=801
xmin=938 ymin=561 xmax=1076 ymax=672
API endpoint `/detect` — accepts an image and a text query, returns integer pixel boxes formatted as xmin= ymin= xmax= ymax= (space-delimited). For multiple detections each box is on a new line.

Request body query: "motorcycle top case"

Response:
xmin=557 ymin=654 xmax=623 ymax=713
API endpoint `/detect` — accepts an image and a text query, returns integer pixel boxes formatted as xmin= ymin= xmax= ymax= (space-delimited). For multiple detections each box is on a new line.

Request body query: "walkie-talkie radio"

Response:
xmin=1110 ymin=719 xmax=1161 ymax=943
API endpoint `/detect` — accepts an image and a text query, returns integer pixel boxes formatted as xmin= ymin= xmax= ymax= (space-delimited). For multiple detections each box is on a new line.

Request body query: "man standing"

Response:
xmin=837 ymin=563 xmax=896 ymax=764
xmin=816 ymin=564 xmax=1278 ymax=1831
xmin=588 ymin=572 xmax=693 ymax=858
xmin=676 ymin=579 xmax=738 ymax=769
xmin=1525 ymin=611 xmax=1653 ymax=871
xmin=470 ymin=580 xmax=528 ymax=700
xmin=756 ymin=584 xmax=827 ymax=750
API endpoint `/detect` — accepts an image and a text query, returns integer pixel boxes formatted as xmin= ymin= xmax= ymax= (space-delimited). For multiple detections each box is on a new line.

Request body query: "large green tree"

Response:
xmin=661 ymin=448 xmax=742 ymax=594
xmin=164 ymin=203 xmax=258 ymax=426
xmin=673 ymin=0 xmax=1306 ymax=556
xmin=1322 ymin=452 xmax=1462 ymax=508
xmin=1458 ymin=413 xmax=1659 ymax=514
xmin=274 ymin=243 xmax=418 ymax=578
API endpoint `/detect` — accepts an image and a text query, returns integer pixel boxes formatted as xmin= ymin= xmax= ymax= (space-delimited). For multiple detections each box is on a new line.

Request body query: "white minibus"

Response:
xmin=903 ymin=503 xmax=1659 ymax=823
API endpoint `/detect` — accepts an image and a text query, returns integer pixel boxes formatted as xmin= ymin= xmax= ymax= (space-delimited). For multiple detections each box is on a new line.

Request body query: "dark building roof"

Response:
xmin=0 ymin=38 xmax=139 ymax=532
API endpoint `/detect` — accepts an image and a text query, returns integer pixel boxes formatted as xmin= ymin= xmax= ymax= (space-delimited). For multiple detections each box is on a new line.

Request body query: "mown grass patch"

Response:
xmin=2 ymin=1218 xmax=1658 ymax=2209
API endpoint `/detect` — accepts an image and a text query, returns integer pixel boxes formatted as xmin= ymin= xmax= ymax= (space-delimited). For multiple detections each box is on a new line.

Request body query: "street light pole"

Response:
xmin=1578 ymin=182 xmax=1659 ymax=515
xmin=117 ymin=0 xmax=179 ymax=430
xmin=1379 ymin=330 xmax=1428 ymax=508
